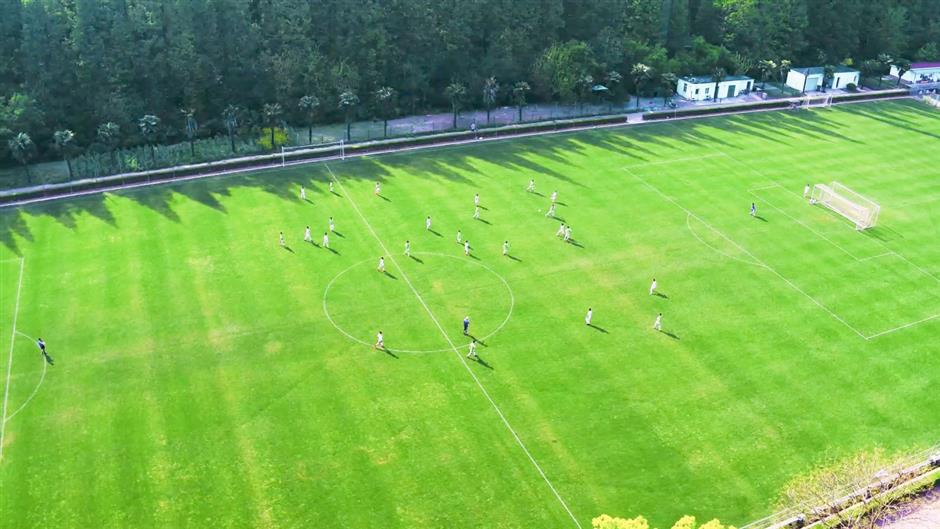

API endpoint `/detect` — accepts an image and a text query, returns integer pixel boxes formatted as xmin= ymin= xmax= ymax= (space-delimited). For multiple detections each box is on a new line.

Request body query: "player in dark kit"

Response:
xmin=463 ymin=316 xmax=471 ymax=335
xmin=36 ymin=338 xmax=53 ymax=365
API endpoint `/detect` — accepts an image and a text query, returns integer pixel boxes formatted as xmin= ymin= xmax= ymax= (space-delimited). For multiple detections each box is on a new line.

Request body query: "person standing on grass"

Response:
xmin=37 ymin=338 xmax=46 ymax=355
xmin=550 ymin=190 xmax=558 ymax=204
xmin=456 ymin=229 xmax=462 ymax=244
xmin=378 ymin=257 xmax=385 ymax=273
xmin=564 ymin=225 xmax=571 ymax=242
xmin=322 ymin=232 xmax=330 ymax=249
xmin=545 ymin=203 xmax=556 ymax=217
xmin=585 ymin=308 xmax=593 ymax=326
xmin=750 ymin=202 xmax=757 ymax=217
xmin=527 ymin=179 xmax=535 ymax=192
xmin=300 ymin=185 xmax=306 ymax=201
xmin=464 ymin=240 xmax=470 ymax=256
xmin=304 ymin=226 xmax=312 ymax=243
xmin=463 ymin=316 xmax=471 ymax=335
xmin=473 ymin=206 xmax=481 ymax=219
xmin=375 ymin=181 xmax=381 ymax=196
xmin=503 ymin=240 xmax=510 ymax=256
xmin=329 ymin=216 xmax=335 ymax=232
xmin=279 ymin=231 xmax=286 ymax=247
xmin=649 ymin=278 xmax=657 ymax=296
xmin=474 ymin=193 xmax=480 ymax=207
xmin=375 ymin=331 xmax=384 ymax=350
xmin=467 ymin=339 xmax=478 ymax=359
xmin=556 ymin=223 xmax=565 ymax=237
xmin=653 ymin=313 xmax=662 ymax=331
xmin=329 ymin=181 xmax=334 ymax=193
xmin=404 ymin=240 xmax=411 ymax=257
xmin=803 ymin=184 xmax=810 ymax=199
xmin=426 ymin=216 xmax=432 ymax=231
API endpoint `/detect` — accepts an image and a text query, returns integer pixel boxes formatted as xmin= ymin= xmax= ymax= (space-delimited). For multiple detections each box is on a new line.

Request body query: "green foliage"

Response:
xmin=535 ymin=40 xmax=599 ymax=101
xmin=257 ymin=127 xmax=289 ymax=150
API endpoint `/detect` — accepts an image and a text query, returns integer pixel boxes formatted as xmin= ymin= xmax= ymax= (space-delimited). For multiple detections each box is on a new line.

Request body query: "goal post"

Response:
xmin=801 ymin=94 xmax=832 ymax=109
xmin=280 ymin=139 xmax=345 ymax=167
xmin=810 ymin=182 xmax=880 ymax=230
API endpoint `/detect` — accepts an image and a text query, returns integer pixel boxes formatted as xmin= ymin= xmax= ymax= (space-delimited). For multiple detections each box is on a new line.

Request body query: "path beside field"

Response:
xmin=881 ymin=485 xmax=940 ymax=529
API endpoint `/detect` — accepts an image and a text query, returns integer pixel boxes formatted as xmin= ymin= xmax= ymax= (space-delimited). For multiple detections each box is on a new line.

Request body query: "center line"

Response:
xmin=325 ymin=164 xmax=582 ymax=528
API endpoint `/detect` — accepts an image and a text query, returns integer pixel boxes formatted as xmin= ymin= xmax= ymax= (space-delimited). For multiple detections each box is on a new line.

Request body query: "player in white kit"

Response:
xmin=649 ymin=278 xmax=657 ymax=295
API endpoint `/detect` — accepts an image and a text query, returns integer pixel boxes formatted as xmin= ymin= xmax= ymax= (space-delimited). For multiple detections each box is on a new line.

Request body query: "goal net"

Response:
xmin=281 ymin=140 xmax=345 ymax=166
xmin=810 ymin=182 xmax=880 ymax=229
xmin=801 ymin=94 xmax=832 ymax=109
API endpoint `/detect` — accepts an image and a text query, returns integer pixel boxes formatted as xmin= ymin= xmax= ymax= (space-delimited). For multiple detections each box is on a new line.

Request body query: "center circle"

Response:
xmin=323 ymin=253 xmax=514 ymax=354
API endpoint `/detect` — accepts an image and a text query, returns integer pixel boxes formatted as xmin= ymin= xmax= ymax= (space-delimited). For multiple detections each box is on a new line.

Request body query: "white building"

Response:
xmin=786 ymin=66 xmax=859 ymax=92
xmin=890 ymin=62 xmax=940 ymax=84
xmin=676 ymin=75 xmax=754 ymax=101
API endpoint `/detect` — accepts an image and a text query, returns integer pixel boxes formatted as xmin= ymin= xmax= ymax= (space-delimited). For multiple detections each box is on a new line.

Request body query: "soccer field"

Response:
xmin=1 ymin=100 xmax=938 ymax=528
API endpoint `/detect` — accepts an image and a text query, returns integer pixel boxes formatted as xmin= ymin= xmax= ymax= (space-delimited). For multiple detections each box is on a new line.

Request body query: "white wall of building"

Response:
xmin=677 ymin=78 xmax=753 ymax=101
xmin=892 ymin=65 xmax=940 ymax=83
xmin=831 ymin=71 xmax=859 ymax=89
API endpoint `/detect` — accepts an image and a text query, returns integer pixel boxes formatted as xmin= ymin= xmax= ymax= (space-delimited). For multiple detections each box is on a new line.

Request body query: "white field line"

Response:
xmin=747 ymin=183 xmax=782 ymax=192
xmin=324 ymin=164 xmax=582 ymax=528
xmin=857 ymin=251 xmax=896 ymax=262
xmin=3 ymin=330 xmax=46 ymax=423
xmin=0 ymin=257 xmax=25 ymax=461
xmin=748 ymin=184 xmax=861 ymax=261
xmin=622 ymin=152 xmax=727 ymax=169
xmin=865 ymin=313 xmax=940 ymax=340
xmin=685 ymin=214 xmax=764 ymax=268
xmin=627 ymin=169 xmax=868 ymax=340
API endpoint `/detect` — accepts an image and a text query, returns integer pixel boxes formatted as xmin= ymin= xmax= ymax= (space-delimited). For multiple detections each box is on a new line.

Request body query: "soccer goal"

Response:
xmin=810 ymin=182 xmax=880 ymax=230
xmin=801 ymin=94 xmax=833 ymax=109
xmin=281 ymin=140 xmax=345 ymax=167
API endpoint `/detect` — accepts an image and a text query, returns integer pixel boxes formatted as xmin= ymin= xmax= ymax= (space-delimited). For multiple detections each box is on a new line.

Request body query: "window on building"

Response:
xmin=695 ymin=88 xmax=699 ymax=95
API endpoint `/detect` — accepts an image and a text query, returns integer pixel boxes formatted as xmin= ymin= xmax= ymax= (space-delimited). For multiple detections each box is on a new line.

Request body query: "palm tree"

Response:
xmin=97 ymin=121 xmax=121 ymax=169
xmin=373 ymin=87 xmax=396 ymax=138
xmin=758 ymin=59 xmax=777 ymax=88
xmin=298 ymin=95 xmax=320 ymax=143
xmin=138 ymin=114 xmax=160 ymax=164
xmin=482 ymin=77 xmax=499 ymax=125
xmin=8 ymin=132 xmax=35 ymax=184
xmin=444 ymin=81 xmax=467 ymax=129
xmin=576 ymin=75 xmax=594 ymax=115
xmin=181 ymin=109 xmax=198 ymax=158
xmin=660 ymin=73 xmax=677 ymax=105
xmin=222 ymin=105 xmax=240 ymax=153
xmin=338 ymin=90 xmax=360 ymax=142
xmin=605 ymin=71 xmax=623 ymax=111
xmin=511 ymin=81 xmax=530 ymax=122
xmin=777 ymin=60 xmax=792 ymax=84
xmin=53 ymin=129 xmax=76 ymax=180
xmin=262 ymin=103 xmax=283 ymax=149
xmin=631 ymin=63 xmax=653 ymax=109
xmin=712 ymin=67 xmax=727 ymax=101
xmin=893 ymin=58 xmax=912 ymax=87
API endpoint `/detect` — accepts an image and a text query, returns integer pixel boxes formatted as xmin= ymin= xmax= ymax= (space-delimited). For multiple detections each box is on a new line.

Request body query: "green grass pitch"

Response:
xmin=1 ymin=100 xmax=938 ymax=528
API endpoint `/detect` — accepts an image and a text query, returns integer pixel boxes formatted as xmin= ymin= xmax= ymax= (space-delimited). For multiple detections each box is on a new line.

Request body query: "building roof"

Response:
xmin=911 ymin=62 xmax=940 ymax=69
xmin=791 ymin=66 xmax=858 ymax=76
xmin=680 ymin=74 xmax=753 ymax=84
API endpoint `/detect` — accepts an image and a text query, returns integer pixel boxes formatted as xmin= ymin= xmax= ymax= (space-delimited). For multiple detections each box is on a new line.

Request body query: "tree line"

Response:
xmin=1 ymin=0 xmax=937 ymax=179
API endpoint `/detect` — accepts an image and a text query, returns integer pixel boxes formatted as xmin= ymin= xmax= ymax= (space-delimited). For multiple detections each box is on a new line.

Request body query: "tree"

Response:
xmin=631 ymin=63 xmax=653 ymax=109
xmin=482 ymin=77 xmax=499 ymax=125
xmin=138 ymin=114 xmax=160 ymax=164
xmin=534 ymin=40 xmax=598 ymax=102
xmin=660 ymin=72 xmax=677 ymax=105
xmin=712 ymin=67 xmax=726 ymax=101
xmin=222 ymin=105 xmax=240 ymax=154
xmin=298 ymin=95 xmax=320 ymax=144
xmin=373 ymin=87 xmax=396 ymax=138
xmin=777 ymin=60 xmax=792 ymax=83
xmin=52 ymin=129 xmax=75 ymax=180
xmin=96 ymin=121 xmax=120 ymax=169
xmin=181 ymin=109 xmax=198 ymax=158
xmin=758 ymin=59 xmax=777 ymax=88
xmin=777 ymin=448 xmax=926 ymax=529
xmin=511 ymin=81 xmax=530 ymax=122
xmin=605 ymin=71 xmax=623 ymax=110
xmin=444 ymin=81 xmax=467 ymax=129
xmin=338 ymin=91 xmax=359 ymax=142
xmin=8 ymin=132 xmax=34 ymax=183
xmin=576 ymin=74 xmax=594 ymax=114
xmin=892 ymin=58 xmax=912 ymax=86
xmin=262 ymin=103 xmax=283 ymax=149
xmin=915 ymin=43 xmax=938 ymax=62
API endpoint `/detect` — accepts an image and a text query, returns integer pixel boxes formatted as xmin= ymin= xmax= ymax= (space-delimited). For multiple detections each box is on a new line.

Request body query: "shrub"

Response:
xmin=846 ymin=83 xmax=858 ymax=92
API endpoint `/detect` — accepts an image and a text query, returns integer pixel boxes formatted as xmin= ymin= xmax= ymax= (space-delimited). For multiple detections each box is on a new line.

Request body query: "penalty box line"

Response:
xmin=625 ymin=168 xmax=869 ymax=341
xmin=0 ymin=257 xmax=26 ymax=462
xmin=324 ymin=164 xmax=583 ymax=529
